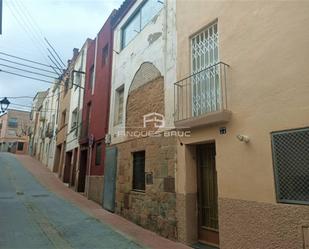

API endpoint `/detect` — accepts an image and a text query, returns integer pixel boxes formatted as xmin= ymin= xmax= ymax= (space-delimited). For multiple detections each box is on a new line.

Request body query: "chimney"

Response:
xmin=73 ymin=48 xmax=79 ymax=57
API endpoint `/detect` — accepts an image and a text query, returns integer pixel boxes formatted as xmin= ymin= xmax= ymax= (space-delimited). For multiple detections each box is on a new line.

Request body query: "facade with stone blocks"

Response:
xmin=107 ymin=0 xmax=178 ymax=239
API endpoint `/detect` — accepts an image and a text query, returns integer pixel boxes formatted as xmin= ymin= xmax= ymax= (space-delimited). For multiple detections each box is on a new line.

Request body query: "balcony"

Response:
xmin=174 ymin=62 xmax=231 ymax=129
xmin=79 ymin=120 xmax=89 ymax=144
xmin=45 ymin=123 xmax=54 ymax=138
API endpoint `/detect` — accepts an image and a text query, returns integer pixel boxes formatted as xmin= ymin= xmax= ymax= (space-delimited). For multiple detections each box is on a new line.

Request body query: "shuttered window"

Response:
xmin=132 ymin=151 xmax=145 ymax=191
xmin=272 ymin=127 xmax=309 ymax=205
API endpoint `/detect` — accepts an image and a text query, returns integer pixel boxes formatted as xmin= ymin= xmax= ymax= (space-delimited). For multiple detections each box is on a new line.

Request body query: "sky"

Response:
xmin=0 ymin=0 xmax=123 ymax=111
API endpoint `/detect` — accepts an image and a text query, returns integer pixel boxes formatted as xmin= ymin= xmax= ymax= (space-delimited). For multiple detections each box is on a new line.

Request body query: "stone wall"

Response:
xmin=115 ymin=136 xmax=178 ymax=239
xmin=126 ymin=76 xmax=164 ymax=136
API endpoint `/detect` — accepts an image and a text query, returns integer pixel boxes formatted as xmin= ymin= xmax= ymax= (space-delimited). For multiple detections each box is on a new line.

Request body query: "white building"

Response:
xmin=105 ymin=0 xmax=178 ymax=239
xmin=108 ymin=0 xmax=176 ymax=143
xmin=40 ymin=84 xmax=60 ymax=170
xmin=65 ymin=40 xmax=89 ymax=188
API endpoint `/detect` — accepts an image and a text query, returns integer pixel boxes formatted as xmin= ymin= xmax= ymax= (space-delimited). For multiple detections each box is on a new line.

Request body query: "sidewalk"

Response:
xmin=16 ymin=155 xmax=191 ymax=249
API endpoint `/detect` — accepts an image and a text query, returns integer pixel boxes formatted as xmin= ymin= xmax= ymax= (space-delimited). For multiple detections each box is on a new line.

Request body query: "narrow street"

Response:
xmin=0 ymin=153 xmax=188 ymax=249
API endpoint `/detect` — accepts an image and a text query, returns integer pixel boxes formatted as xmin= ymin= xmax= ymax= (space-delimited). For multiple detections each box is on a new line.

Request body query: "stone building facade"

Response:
xmin=107 ymin=0 xmax=177 ymax=239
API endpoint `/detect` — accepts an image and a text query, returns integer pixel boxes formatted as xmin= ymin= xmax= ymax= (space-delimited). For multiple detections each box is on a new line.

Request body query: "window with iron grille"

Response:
xmin=191 ymin=21 xmax=220 ymax=116
xmin=132 ymin=151 xmax=145 ymax=191
xmin=272 ymin=127 xmax=309 ymax=205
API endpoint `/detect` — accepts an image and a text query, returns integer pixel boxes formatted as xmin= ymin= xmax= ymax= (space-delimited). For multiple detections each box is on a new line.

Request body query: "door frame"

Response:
xmin=196 ymin=142 xmax=219 ymax=248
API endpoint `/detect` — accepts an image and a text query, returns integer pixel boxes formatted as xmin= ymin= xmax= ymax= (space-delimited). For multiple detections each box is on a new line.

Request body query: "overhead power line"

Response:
xmin=48 ymin=55 xmax=63 ymax=74
xmin=0 ymin=51 xmax=64 ymax=71
xmin=11 ymin=102 xmax=57 ymax=111
xmin=0 ymin=96 xmax=34 ymax=99
xmin=6 ymin=2 xmax=60 ymax=75
xmin=0 ymin=88 xmax=66 ymax=101
xmin=0 ymin=69 xmax=62 ymax=86
xmin=44 ymin=38 xmax=66 ymax=68
xmin=10 ymin=0 xmax=66 ymax=75
xmin=0 ymin=63 xmax=57 ymax=79
xmin=0 ymin=57 xmax=59 ymax=75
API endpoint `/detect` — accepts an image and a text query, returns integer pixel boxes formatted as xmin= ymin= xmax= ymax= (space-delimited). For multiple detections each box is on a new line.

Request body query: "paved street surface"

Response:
xmin=0 ymin=153 xmax=190 ymax=249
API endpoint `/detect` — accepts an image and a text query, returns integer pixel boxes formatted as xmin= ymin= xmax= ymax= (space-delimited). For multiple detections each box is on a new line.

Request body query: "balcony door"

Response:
xmin=197 ymin=143 xmax=219 ymax=247
xmin=191 ymin=22 xmax=220 ymax=117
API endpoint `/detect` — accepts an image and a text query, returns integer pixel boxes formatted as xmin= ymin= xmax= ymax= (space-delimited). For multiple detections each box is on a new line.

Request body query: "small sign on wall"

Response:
xmin=146 ymin=172 xmax=153 ymax=185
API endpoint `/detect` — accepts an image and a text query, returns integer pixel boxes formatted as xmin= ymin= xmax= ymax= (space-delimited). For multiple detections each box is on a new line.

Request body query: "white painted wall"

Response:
xmin=40 ymin=84 xmax=60 ymax=170
xmin=66 ymin=41 xmax=88 ymax=152
xmin=108 ymin=0 xmax=177 ymax=144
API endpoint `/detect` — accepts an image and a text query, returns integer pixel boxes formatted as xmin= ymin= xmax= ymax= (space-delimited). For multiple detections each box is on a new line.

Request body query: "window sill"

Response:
xmin=130 ymin=189 xmax=145 ymax=194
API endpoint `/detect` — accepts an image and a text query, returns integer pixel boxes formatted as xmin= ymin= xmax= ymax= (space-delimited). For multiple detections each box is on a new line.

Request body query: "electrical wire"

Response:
xmin=14 ymin=0 xmax=66 ymax=69
xmin=0 ymin=52 xmax=64 ymax=71
xmin=0 ymin=57 xmax=59 ymax=75
xmin=12 ymin=0 xmax=66 ymax=73
xmin=0 ymin=63 xmax=57 ymax=79
xmin=6 ymin=2 xmax=60 ymax=75
xmin=0 ymin=69 xmax=63 ymax=86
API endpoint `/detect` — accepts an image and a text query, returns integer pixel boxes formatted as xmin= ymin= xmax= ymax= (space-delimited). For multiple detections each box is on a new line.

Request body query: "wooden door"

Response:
xmin=197 ymin=143 xmax=219 ymax=247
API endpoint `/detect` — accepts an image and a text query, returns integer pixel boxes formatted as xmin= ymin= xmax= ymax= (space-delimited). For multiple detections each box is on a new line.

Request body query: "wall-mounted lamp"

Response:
xmin=0 ymin=97 xmax=10 ymax=113
xmin=236 ymin=134 xmax=250 ymax=143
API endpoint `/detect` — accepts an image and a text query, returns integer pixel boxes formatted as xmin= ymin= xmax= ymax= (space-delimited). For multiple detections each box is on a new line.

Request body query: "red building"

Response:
xmin=78 ymin=0 xmax=135 ymax=204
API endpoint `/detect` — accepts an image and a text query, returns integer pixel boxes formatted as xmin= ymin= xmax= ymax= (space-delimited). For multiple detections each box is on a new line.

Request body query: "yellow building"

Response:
xmin=175 ymin=1 xmax=309 ymax=248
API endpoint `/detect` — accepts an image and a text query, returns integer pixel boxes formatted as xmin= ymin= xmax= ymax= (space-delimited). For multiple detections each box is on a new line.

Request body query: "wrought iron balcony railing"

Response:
xmin=174 ymin=62 xmax=229 ymax=123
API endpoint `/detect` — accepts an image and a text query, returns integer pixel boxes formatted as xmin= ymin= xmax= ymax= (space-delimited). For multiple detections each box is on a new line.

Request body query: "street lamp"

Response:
xmin=0 ymin=97 xmax=10 ymax=113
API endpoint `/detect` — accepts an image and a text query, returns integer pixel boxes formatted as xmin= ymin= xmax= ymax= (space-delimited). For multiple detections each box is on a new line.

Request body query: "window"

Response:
xmin=17 ymin=142 xmax=24 ymax=151
xmin=95 ymin=142 xmax=102 ymax=165
xmin=71 ymin=108 xmax=78 ymax=129
xmin=132 ymin=151 xmax=145 ymax=191
xmin=61 ymin=110 xmax=66 ymax=127
xmin=64 ymin=78 xmax=69 ymax=94
xmin=121 ymin=0 xmax=164 ymax=48
xmin=102 ymin=44 xmax=109 ymax=66
xmin=272 ymin=127 xmax=309 ymax=205
xmin=8 ymin=118 xmax=18 ymax=128
xmin=75 ymin=68 xmax=82 ymax=90
xmin=191 ymin=22 xmax=220 ymax=116
xmin=114 ymin=86 xmax=124 ymax=125
xmin=7 ymin=129 xmax=16 ymax=136
xmin=89 ymin=65 xmax=95 ymax=90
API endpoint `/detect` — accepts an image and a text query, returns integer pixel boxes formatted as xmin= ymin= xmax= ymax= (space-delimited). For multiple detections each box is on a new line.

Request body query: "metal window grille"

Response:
xmin=191 ymin=22 xmax=220 ymax=116
xmin=272 ymin=127 xmax=309 ymax=205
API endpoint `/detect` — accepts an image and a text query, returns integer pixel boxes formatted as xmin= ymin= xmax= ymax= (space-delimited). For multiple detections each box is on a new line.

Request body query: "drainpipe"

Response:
xmin=86 ymin=36 xmax=98 ymax=197
xmin=86 ymin=138 xmax=93 ymax=197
